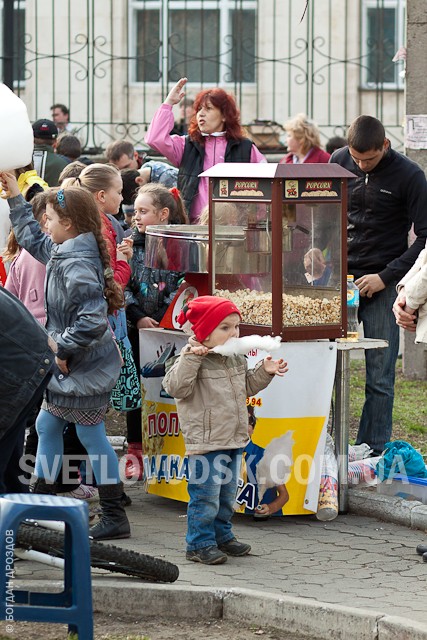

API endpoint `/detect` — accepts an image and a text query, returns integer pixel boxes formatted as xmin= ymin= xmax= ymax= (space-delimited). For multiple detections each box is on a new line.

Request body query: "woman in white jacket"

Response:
xmin=393 ymin=240 xmax=427 ymax=343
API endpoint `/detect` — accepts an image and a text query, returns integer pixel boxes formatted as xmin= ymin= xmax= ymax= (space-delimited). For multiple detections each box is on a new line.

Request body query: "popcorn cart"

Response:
xmin=140 ymin=163 xmax=356 ymax=516
xmin=146 ymin=163 xmax=356 ymax=340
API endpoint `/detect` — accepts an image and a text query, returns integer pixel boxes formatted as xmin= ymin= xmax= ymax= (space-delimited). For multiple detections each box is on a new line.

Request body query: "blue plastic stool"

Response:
xmin=0 ymin=493 xmax=93 ymax=640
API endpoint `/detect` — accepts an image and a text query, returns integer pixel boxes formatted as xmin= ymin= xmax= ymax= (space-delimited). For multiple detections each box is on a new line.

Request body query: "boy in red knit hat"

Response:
xmin=163 ymin=295 xmax=288 ymax=565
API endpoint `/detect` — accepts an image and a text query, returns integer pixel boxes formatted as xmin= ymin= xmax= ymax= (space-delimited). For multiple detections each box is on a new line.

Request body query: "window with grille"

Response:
xmin=0 ymin=0 xmax=26 ymax=87
xmin=361 ymin=0 xmax=406 ymax=88
xmin=131 ymin=0 xmax=256 ymax=84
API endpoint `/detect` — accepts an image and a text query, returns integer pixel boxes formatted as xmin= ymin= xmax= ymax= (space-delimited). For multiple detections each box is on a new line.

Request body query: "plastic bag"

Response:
xmin=348 ymin=443 xmax=373 ymax=462
xmin=316 ymin=434 xmax=338 ymax=521
xmin=376 ymin=440 xmax=427 ymax=482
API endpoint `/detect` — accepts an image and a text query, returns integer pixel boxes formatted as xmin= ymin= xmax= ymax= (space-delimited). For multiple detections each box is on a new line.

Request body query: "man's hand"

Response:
xmin=355 ymin=273 xmax=385 ymax=298
xmin=392 ymin=289 xmax=417 ymax=331
xmin=165 ymin=78 xmax=188 ymax=107
xmin=136 ymin=317 xmax=159 ymax=329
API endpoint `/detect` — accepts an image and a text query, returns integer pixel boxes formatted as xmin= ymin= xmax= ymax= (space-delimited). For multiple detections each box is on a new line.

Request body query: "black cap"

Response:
xmin=32 ymin=119 xmax=58 ymax=139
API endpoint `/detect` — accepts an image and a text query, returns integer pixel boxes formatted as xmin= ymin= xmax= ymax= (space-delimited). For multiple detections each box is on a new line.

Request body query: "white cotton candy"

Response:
xmin=212 ymin=334 xmax=281 ymax=356
xmin=0 ymin=84 xmax=34 ymax=171
xmin=256 ymin=431 xmax=294 ymax=504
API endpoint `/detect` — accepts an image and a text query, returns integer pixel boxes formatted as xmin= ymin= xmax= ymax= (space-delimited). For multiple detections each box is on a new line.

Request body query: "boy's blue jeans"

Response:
xmin=186 ymin=448 xmax=243 ymax=551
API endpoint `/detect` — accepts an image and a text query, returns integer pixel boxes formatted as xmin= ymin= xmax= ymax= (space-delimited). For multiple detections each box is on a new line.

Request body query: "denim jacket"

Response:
xmin=8 ymin=195 xmax=122 ymax=409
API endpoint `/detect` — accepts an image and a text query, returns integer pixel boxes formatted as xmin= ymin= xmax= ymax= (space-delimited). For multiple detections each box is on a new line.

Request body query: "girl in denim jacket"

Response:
xmin=1 ymin=171 xmax=130 ymax=541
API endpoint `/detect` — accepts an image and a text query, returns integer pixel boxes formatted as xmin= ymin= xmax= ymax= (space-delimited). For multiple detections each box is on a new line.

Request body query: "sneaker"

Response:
xmin=186 ymin=545 xmax=227 ymax=565
xmin=58 ymin=484 xmax=99 ymax=503
xmin=416 ymin=544 xmax=427 ymax=555
xmin=218 ymin=538 xmax=251 ymax=556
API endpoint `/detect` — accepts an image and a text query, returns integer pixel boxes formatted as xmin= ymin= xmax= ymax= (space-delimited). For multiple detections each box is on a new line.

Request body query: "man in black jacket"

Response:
xmin=331 ymin=115 xmax=427 ymax=456
xmin=0 ymin=287 xmax=55 ymax=492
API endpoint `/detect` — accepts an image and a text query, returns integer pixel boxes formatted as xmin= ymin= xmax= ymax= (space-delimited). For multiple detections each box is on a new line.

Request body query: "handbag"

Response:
xmin=109 ymin=308 xmax=142 ymax=412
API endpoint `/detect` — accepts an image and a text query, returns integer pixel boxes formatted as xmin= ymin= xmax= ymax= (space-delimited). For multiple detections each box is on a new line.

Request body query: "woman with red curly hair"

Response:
xmin=145 ymin=78 xmax=266 ymax=223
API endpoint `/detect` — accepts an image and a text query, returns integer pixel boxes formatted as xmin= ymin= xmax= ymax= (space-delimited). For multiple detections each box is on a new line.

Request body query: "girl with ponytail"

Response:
xmin=1 ymin=171 xmax=130 ymax=542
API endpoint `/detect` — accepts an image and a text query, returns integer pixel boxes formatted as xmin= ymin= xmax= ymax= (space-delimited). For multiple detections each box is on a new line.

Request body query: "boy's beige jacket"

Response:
xmin=397 ymin=240 xmax=427 ymax=343
xmin=163 ymin=344 xmax=274 ymax=454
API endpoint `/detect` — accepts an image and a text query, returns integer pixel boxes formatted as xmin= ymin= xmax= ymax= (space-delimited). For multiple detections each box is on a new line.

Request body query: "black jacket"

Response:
xmin=177 ymin=137 xmax=253 ymax=215
xmin=0 ymin=287 xmax=55 ymax=438
xmin=331 ymin=145 xmax=427 ymax=284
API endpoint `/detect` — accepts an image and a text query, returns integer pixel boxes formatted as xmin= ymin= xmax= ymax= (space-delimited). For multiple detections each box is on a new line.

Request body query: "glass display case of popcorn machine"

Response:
xmin=201 ymin=162 xmax=356 ymax=340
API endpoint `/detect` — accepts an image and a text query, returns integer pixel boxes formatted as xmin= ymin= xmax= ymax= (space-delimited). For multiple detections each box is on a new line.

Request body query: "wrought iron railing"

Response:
xmin=0 ymin=0 xmax=405 ymax=153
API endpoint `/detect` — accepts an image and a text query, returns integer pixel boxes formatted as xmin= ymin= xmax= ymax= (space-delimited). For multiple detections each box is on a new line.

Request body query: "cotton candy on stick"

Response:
xmin=0 ymin=84 xmax=34 ymax=173
xmin=256 ymin=431 xmax=294 ymax=504
xmin=211 ymin=334 xmax=281 ymax=356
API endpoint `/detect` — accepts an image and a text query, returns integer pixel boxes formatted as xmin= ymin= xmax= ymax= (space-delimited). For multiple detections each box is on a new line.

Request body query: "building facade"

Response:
xmin=0 ymin=0 xmax=406 ymax=152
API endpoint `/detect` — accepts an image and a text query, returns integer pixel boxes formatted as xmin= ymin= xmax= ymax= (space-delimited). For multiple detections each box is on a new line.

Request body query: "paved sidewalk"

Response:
xmin=13 ymin=484 xmax=427 ymax=634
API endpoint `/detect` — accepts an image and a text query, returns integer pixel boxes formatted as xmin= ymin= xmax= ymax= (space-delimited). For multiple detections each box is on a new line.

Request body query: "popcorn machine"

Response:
xmin=146 ymin=162 xmax=355 ymax=340
xmin=141 ymin=163 xmax=356 ymax=514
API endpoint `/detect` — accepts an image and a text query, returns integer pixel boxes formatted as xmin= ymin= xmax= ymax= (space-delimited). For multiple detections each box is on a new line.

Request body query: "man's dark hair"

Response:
xmin=121 ymin=168 xmax=140 ymax=204
xmin=347 ymin=116 xmax=385 ymax=153
xmin=56 ymin=134 xmax=81 ymax=161
xmin=51 ymin=103 xmax=70 ymax=117
xmin=105 ymin=140 xmax=135 ymax=163
xmin=326 ymin=135 xmax=347 ymax=155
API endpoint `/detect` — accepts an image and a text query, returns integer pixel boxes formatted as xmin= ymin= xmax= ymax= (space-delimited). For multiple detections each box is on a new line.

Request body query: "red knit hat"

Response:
xmin=177 ymin=295 xmax=241 ymax=343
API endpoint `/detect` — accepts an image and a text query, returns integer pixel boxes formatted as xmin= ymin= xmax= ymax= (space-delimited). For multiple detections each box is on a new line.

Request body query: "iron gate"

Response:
xmin=0 ymin=0 xmax=405 ymax=152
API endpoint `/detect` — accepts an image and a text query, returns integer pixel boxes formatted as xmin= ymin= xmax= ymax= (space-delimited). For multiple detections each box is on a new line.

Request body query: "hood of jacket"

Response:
xmin=50 ymin=231 xmax=100 ymax=260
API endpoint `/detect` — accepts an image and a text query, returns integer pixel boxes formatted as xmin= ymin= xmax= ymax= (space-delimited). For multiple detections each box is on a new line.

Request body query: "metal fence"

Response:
xmin=0 ymin=0 xmax=405 ymax=152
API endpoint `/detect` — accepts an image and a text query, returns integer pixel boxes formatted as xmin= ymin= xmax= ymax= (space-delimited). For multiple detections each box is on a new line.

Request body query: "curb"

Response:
xmin=348 ymin=487 xmax=427 ymax=531
xmin=18 ymin=581 xmax=427 ymax=640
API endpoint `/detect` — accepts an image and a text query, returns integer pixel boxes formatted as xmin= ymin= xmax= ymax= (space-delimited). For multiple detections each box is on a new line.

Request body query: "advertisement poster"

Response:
xmin=405 ymin=115 xmax=427 ymax=150
xmin=139 ymin=329 xmax=337 ymax=515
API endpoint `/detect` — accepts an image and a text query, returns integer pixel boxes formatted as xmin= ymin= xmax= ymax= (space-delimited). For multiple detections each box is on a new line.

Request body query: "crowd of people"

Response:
xmin=1 ymin=78 xmax=427 ymax=564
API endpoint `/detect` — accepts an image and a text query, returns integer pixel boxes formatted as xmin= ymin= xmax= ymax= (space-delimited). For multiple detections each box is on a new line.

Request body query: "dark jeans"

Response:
xmin=356 ymin=283 xmax=400 ymax=455
xmin=0 ymin=373 xmax=51 ymax=494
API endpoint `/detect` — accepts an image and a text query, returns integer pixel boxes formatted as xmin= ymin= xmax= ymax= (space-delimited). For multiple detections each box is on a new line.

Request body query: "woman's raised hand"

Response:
xmin=165 ymin=78 xmax=188 ymax=107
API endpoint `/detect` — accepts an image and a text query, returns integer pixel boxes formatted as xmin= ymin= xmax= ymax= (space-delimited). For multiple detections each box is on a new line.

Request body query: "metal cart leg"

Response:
xmin=334 ymin=349 xmax=350 ymax=513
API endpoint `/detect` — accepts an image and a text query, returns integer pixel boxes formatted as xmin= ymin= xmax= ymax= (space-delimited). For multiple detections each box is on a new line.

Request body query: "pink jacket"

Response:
xmin=145 ymin=104 xmax=267 ymax=222
xmin=5 ymin=248 xmax=47 ymax=325
xmin=281 ymin=146 xmax=330 ymax=164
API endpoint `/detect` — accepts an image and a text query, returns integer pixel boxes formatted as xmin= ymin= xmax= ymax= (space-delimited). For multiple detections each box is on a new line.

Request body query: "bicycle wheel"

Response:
xmin=16 ymin=523 xmax=179 ymax=583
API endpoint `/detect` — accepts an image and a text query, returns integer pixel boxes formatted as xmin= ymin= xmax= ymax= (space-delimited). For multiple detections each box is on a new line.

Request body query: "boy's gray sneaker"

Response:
xmin=416 ymin=544 xmax=427 ymax=555
xmin=186 ymin=545 xmax=227 ymax=565
xmin=218 ymin=538 xmax=251 ymax=556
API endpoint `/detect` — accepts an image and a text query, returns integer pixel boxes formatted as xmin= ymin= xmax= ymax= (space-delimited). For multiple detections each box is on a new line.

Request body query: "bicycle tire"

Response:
xmin=16 ymin=524 xmax=179 ymax=583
